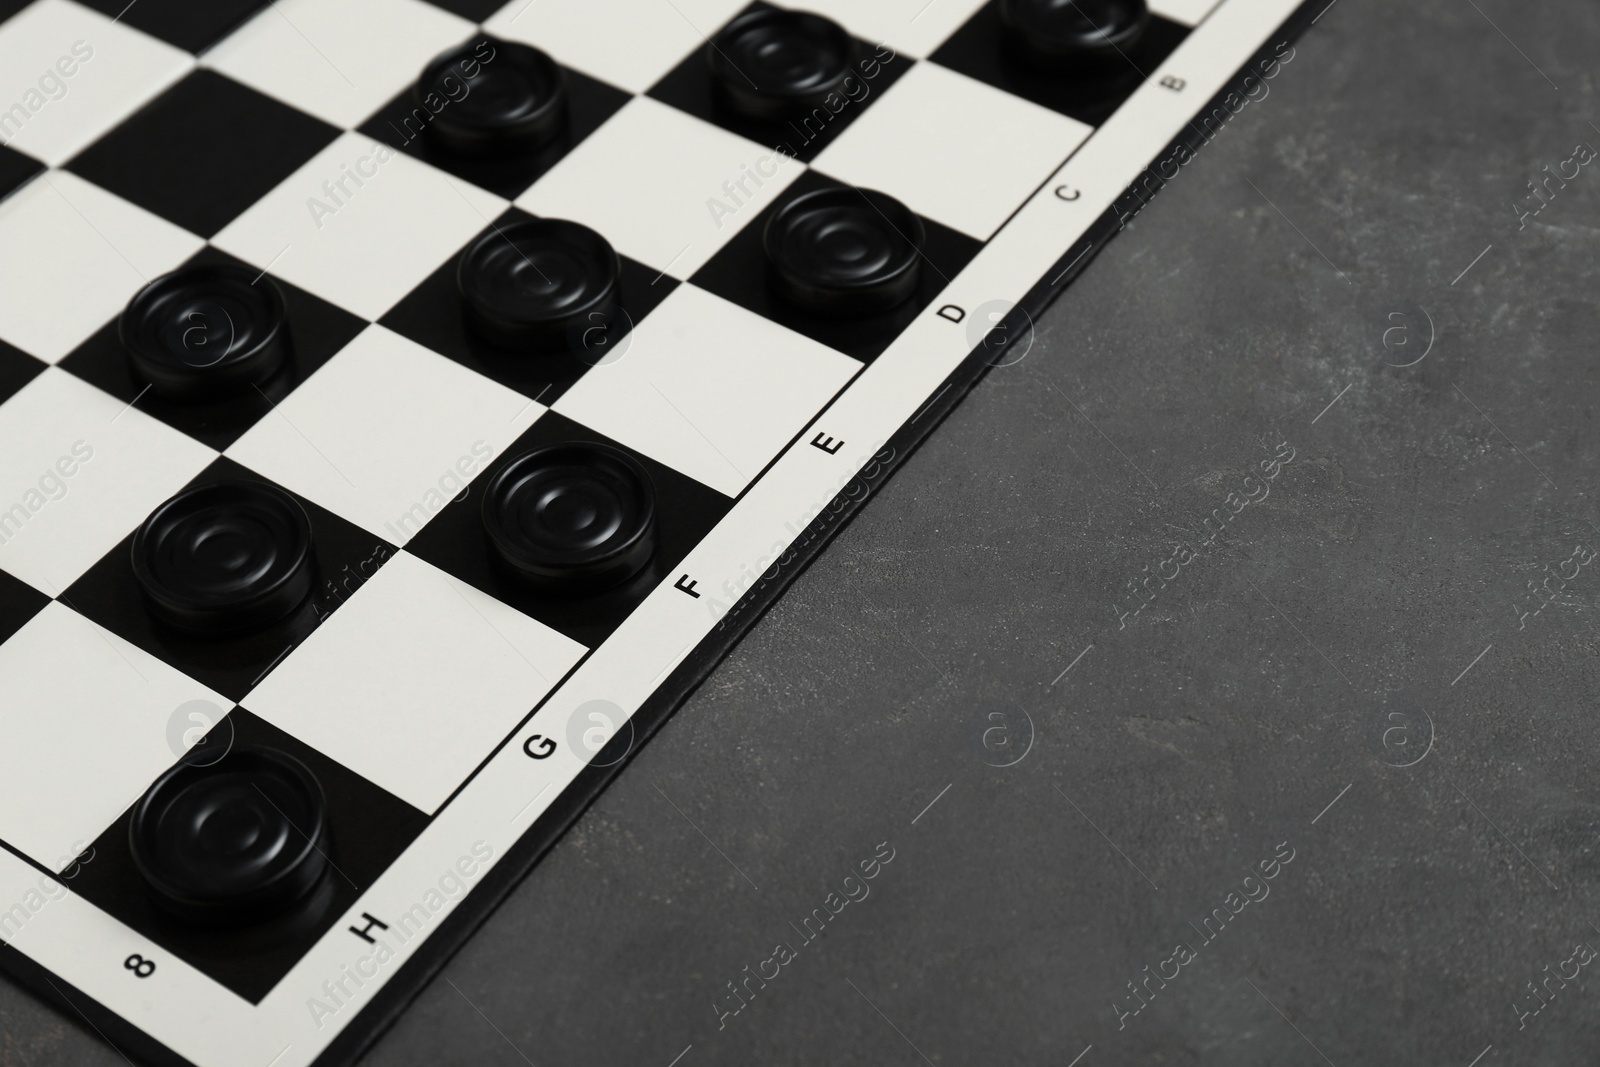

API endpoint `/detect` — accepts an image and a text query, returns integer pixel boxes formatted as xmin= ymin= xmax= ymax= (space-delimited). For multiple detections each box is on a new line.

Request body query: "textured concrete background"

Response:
xmin=8 ymin=0 xmax=1600 ymax=1063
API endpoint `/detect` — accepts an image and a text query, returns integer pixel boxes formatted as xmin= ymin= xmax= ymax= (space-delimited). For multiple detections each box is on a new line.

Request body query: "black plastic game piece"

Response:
xmin=130 ymin=746 xmax=330 ymax=926
xmin=482 ymin=443 xmax=658 ymax=593
xmin=763 ymin=186 xmax=925 ymax=316
xmin=132 ymin=481 xmax=314 ymax=633
xmin=416 ymin=37 xmax=567 ymax=157
xmin=119 ymin=264 xmax=291 ymax=401
xmin=457 ymin=217 xmax=621 ymax=352
xmin=708 ymin=8 xmax=858 ymax=121
xmin=999 ymin=0 xmax=1149 ymax=71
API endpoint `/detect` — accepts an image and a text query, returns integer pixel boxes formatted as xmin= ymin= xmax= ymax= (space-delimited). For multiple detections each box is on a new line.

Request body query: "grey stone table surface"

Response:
xmin=7 ymin=0 xmax=1600 ymax=1063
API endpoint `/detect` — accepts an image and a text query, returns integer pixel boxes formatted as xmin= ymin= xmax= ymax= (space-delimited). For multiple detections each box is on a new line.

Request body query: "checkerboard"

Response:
xmin=0 ymin=0 xmax=1320 ymax=1063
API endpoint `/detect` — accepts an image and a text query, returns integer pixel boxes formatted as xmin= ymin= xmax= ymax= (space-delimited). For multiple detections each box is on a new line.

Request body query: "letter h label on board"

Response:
xmin=348 ymin=912 xmax=389 ymax=944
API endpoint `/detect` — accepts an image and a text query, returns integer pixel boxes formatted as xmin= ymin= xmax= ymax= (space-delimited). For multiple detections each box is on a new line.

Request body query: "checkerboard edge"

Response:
xmin=0 ymin=1 xmax=1331 ymax=1064
xmin=308 ymin=5 xmax=1337 ymax=1061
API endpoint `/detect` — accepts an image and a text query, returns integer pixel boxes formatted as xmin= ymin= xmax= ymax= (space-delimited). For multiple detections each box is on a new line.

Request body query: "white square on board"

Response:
xmin=1149 ymin=0 xmax=1223 ymax=27
xmin=0 ymin=369 xmax=215 ymax=595
xmin=0 ymin=0 xmax=192 ymax=166
xmin=0 ymin=602 xmax=229 ymax=870
xmin=813 ymin=61 xmax=1092 ymax=240
xmin=244 ymin=551 xmax=586 ymax=814
xmin=0 ymin=170 xmax=203 ymax=362
xmin=483 ymin=0 xmax=747 ymax=94
xmin=517 ymin=95 xmax=801 ymax=277
xmin=225 ymin=325 xmax=542 ymax=544
xmin=794 ymin=0 xmax=989 ymax=58
xmin=202 ymin=0 xmax=475 ymax=129
xmin=212 ymin=132 xmax=506 ymax=320
xmin=553 ymin=284 xmax=859 ymax=497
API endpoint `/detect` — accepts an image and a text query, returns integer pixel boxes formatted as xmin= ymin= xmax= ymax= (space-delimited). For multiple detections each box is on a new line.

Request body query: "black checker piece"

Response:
xmin=649 ymin=2 xmax=908 ymax=164
xmin=763 ymin=186 xmax=924 ymax=317
xmin=709 ymin=7 xmax=859 ymax=121
xmin=60 ymin=246 xmax=365 ymax=453
xmin=417 ymin=37 xmax=568 ymax=158
xmin=120 ymin=264 xmax=292 ymax=401
xmin=931 ymin=0 xmax=1187 ymax=127
xmin=1000 ymin=0 xmax=1151 ymax=70
xmin=457 ymin=217 xmax=620 ymax=353
xmin=132 ymin=481 xmax=314 ymax=634
xmin=130 ymin=746 xmax=329 ymax=926
xmin=364 ymin=38 xmax=629 ymax=201
xmin=690 ymin=169 xmax=980 ymax=363
xmin=482 ymin=442 xmax=658 ymax=594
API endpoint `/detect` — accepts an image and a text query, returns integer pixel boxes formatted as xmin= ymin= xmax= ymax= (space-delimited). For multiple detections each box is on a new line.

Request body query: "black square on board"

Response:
xmin=58 ymin=246 xmax=367 ymax=452
xmin=0 ymin=143 xmax=41 ymax=204
xmin=69 ymin=708 xmax=429 ymax=1004
xmin=422 ymin=0 xmax=526 ymax=25
xmin=0 ymin=338 xmax=44 ymax=407
xmin=71 ymin=0 xmax=269 ymax=52
xmin=691 ymin=169 xmax=982 ymax=363
xmin=0 ymin=565 xmax=48 ymax=648
xmin=406 ymin=411 xmax=734 ymax=648
xmin=61 ymin=456 xmax=397 ymax=703
xmin=929 ymin=3 xmax=1189 ymax=127
xmin=380 ymin=207 xmax=679 ymax=407
xmin=357 ymin=54 xmax=631 ymax=201
xmin=66 ymin=71 xmax=340 ymax=238
xmin=647 ymin=1 xmax=912 ymax=165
